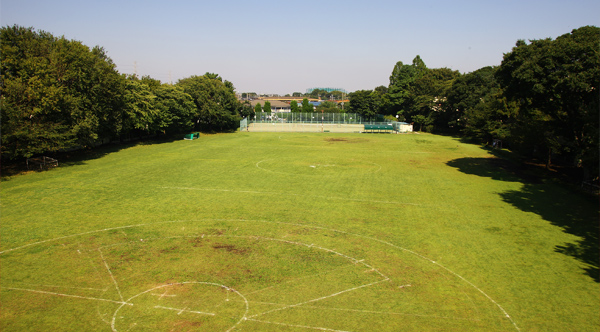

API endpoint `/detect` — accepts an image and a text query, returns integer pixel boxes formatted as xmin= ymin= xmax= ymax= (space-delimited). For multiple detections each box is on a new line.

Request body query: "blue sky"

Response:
xmin=2 ymin=0 xmax=599 ymax=95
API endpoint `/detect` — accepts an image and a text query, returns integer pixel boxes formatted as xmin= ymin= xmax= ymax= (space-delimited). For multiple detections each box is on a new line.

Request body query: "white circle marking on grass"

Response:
xmin=110 ymin=281 xmax=249 ymax=332
xmin=1 ymin=218 xmax=519 ymax=331
xmin=100 ymin=233 xmax=388 ymax=332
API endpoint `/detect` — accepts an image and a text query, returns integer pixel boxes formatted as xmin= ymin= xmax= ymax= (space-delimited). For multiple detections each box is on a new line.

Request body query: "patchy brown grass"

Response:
xmin=324 ymin=137 xmax=368 ymax=144
xmin=170 ymin=320 xmax=203 ymax=331
xmin=212 ymin=243 xmax=250 ymax=255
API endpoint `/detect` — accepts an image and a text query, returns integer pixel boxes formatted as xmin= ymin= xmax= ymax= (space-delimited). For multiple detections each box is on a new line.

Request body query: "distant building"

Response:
xmin=248 ymin=100 xmax=291 ymax=112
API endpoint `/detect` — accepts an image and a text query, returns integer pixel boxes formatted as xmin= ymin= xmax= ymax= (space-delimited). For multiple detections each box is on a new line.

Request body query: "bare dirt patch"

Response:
xmin=171 ymin=320 xmax=203 ymax=331
xmin=324 ymin=137 xmax=368 ymax=144
xmin=212 ymin=243 xmax=250 ymax=255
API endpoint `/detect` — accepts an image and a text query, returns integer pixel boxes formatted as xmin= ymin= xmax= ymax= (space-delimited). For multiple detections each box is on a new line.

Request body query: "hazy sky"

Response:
xmin=2 ymin=0 xmax=599 ymax=95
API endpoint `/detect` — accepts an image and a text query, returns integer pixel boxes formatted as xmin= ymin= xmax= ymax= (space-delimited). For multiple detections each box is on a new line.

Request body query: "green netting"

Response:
xmin=239 ymin=117 xmax=248 ymax=131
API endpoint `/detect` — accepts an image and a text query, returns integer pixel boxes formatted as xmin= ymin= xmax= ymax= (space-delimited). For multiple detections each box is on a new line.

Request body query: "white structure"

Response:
xmin=394 ymin=122 xmax=413 ymax=133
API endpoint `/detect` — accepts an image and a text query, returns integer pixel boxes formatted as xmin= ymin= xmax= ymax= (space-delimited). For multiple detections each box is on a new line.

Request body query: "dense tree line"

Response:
xmin=1 ymin=25 xmax=597 ymax=181
xmin=348 ymin=26 xmax=599 ymax=181
xmin=1 ymin=25 xmax=241 ymax=160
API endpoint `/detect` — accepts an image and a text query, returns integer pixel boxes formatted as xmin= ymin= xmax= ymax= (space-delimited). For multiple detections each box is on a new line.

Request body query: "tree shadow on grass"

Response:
xmin=1 ymin=135 xmax=182 ymax=181
xmin=446 ymin=157 xmax=541 ymax=183
xmin=447 ymin=156 xmax=599 ymax=282
xmin=500 ymin=184 xmax=599 ymax=282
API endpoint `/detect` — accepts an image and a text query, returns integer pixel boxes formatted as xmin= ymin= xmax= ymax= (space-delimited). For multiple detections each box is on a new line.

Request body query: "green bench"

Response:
xmin=363 ymin=124 xmax=394 ymax=133
xmin=184 ymin=132 xmax=200 ymax=140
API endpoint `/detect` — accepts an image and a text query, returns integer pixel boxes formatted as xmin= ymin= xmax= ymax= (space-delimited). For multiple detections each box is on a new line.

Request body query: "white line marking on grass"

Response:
xmin=247 ymin=318 xmax=351 ymax=331
xmin=351 ymin=237 xmax=521 ymax=331
xmin=0 ymin=224 xmax=146 ymax=254
xmin=249 ymin=279 xmax=389 ymax=319
xmin=151 ymin=289 xmax=176 ymax=299
xmin=15 ymin=283 xmax=107 ymax=292
xmin=111 ymin=282 xmax=248 ymax=332
xmin=100 ymin=233 xmax=390 ymax=292
xmin=224 ymin=235 xmax=390 ymax=281
xmin=98 ymin=248 xmax=124 ymax=302
xmin=370 ymin=162 xmax=382 ymax=173
xmin=3 ymin=287 xmax=132 ymax=306
xmin=297 ymin=304 xmax=481 ymax=321
xmin=3 ymin=218 xmax=519 ymax=331
xmin=154 ymin=305 xmax=215 ymax=316
xmin=244 ymin=265 xmax=356 ymax=296
xmin=0 ymin=220 xmax=197 ymax=255
xmin=227 ymin=219 xmax=521 ymax=331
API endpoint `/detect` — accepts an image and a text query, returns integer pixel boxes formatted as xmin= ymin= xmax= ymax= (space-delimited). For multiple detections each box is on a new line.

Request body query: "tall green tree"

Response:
xmin=239 ymin=101 xmax=254 ymax=120
xmin=496 ymin=25 xmax=600 ymax=177
xmin=446 ymin=66 xmax=509 ymax=140
xmin=122 ymin=76 xmax=158 ymax=136
xmin=348 ymin=90 xmax=377 ymax=120
xmin=263 ymin=100 xmax=271 ymax=113
xmin=0 ymin=25 xmax=125 ymax=159
xmin=411 ymin=115 xmax=427 ymax=132
xmin=140 ymin=75 xmax=161 ymax=91
xmin=177 ymin=73 xmax=240 ymax=132
xmin=152 ymin=84 xmax=196 ymax=134
xmin=316 ymin=101 xmax=340 ymax=113
xmin=301 ymin=98 xmax=313 ymax=112
xmin=290 ymin=100 xmax=299 ymax=112
xmin=387 ymin=58 xmax=419 ymax=117
xmin=372 ymin=86 xmax=391 ymax=116
xmin=410 ymin=67 xmax=460 ymax=132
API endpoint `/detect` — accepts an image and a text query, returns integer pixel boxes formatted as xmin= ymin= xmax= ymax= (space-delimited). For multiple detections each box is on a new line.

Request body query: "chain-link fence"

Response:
xmin=241 ymin=112 xmax=401 ymax=133
xmin=252 ymin=112 xmax=370 ymax=124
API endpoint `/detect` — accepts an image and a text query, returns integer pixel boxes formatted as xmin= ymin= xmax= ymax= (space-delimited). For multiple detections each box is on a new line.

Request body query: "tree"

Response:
xmin=177 ymin=73 xmax=240 ymax=132
xmin=122 ymin=76 xmax=158 ymax=136
xmin=0 ymin=25 xmax=125 ymax=159
xmin=410 ymin=67 xmax=460 ymax=132
xmin=239 ymin=101 xmax=254 ymax=120
xmin=140 ymin=75 xmax=161 ymax=91
xmin=387 ymin=60 xmax=417 ymax=117
xmin=301 ymin=98 xmax=313 ymax=112
xmin=411 ymin=115 xmax=428 ymax=132
xmin=254 ymin=103 xmax=262 ymax=114
xmin=308 ymin=89 xmax=325 ymax=99
xmin=290 ymin=100 xmax=299 ymax=112
xmin=316 ymin=101 xmax=340 ymax=113
xmin=372 ymin=85 xmax=390 ymax=116
xmin=496 ymin=26 xmax=600 ymax=178
xmin=263 ymin=100 xmax=271 ymax=113
xmin=348 ymin=90 xmax=377 ymax=120
xmin=152 ymin=84 xmax=196 ymax=134
xmin=446 ymin=66 xmax=508 ymax=140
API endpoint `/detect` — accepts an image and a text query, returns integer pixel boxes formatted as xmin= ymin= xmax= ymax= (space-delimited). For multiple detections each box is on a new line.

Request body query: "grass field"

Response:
xmin=1 ymin=132 xmax=598 ymax=331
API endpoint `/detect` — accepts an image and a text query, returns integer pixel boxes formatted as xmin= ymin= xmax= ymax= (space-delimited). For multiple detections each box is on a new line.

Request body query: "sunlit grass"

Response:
xmin=1 ymin=132 xmax=598 ymax=331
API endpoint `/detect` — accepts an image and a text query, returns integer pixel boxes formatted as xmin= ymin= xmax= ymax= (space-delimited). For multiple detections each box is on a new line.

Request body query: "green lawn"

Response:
xmin=1 ymin=132 xmax=598 ymax=331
